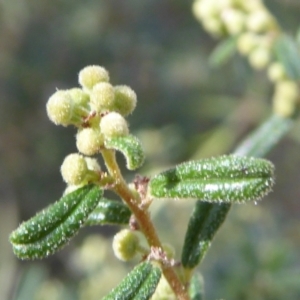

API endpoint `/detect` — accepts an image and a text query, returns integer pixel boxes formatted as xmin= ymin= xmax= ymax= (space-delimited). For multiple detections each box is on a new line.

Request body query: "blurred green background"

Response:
xmin=1 ymin=0 xmax=300 ymax=299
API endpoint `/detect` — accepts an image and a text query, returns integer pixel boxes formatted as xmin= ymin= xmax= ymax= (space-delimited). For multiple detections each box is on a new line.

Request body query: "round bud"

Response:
xmin=78 ymin=65 xmax=110 ymax=90
xmin=273 ymin=95 xmax=296 ymax=117
xmin=46 ymin=90 xmax=74 ymax=126
xmin=61 ymin=153 xmax=88 ymax=185
xmin=275 ymin=80 xmax=299 ymax=103
xmin=113 ymin=85 xmax=137 ymax=116
xmin=192 ymin=0 xmax=219 ymax=20
xmin=222 ymin=9 xmax=245 ymax=35
xmin=248 ymin=47 xmax=271 ymax=70
xmin=246 ymin=10 xmax=275 ymax=33
xmin=100 ymin=112 xmax=129 ymax=138
xmin=237 ymin=33 xmax=259 ymax=55
xmin=90 ymin=82 xmax=115 ymax=113
xmin=68 ymin=88 xmax=90 ymax=107
xmin=112 ymin=229 xmax=140 ymax=261
xmin=76 ymin=127 xmax=104 ymax=156
xmin=267 ymin=62 xmax=287 ymax=82
xmin=202 ymin=17 xmax=224 ymax=37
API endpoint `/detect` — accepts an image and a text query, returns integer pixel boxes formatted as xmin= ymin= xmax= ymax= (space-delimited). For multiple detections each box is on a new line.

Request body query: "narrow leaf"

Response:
xmin=105 ymin=135 xmax=145 ymax=170
xmin=102 ymin=261 xmax=160 ymax=300
xmin=275 ymin=34 xmax=300 ymax=80
xmin=209 ymin=37 xmax=237 ymax=67
xmin=181 ymin=201 xmax=230 ymax=268
xmin=85 ymin=198 xmax=131 ymax=226
xmin=149 ymin=155 xmax=274 ymax=203
xmin=133 ymin=265 xmax=161 ymax=300
xmin=189 ymin=273 xmax=205 ymax=300
xmin=10 ymin=185 xmax=102 ymax=259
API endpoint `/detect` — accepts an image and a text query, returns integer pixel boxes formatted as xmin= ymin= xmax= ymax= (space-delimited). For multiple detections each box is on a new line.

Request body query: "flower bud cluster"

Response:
xmin=193 ymin=0 xmax=299 ymax=117
xmin=46 ymin=65 xmax=138 ymax=187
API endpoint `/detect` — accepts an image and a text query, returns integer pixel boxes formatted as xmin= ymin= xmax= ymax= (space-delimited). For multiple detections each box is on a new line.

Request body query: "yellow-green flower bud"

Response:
xmin=273 ymin=95 xmax=296 ymax=117
xmin=112 ymin=229 xmax=140 ymax=261
xmin=267 ymin=62 xmax=287 ymax=82
xmin=222 ymin=9 xmax=245 ymax=35
xmin=113 ymin=85 xmax=137 ymax=116
xmin=246 ymin=10 xmax=275 ymax=32
xmin=202 ymin=17 xmax=224 ymax=37
xmin=237 ymin=33 xmax=259 ymax=55
xmin=78 ymin=65 xmax=110 ymax=90
xmin=275 ymin=80 xmax=299 ymax=103
xmin=46 ymin=90 xmax=75 ymax=126
xmin=248 ymin=46 xmax=271 ymax=70
xmin=76 ymin=127 xmax=104 ymax=156
xmin=192 ymin=0 xmax=219 ymax=20
xmin=68 ymin=88 xmax=90 ymax=107
xmin=61 ymin=153 xmax=89 ymax=185
xmin=162 ymin=243 xmax=175 ymax=259
xmin=242 ymin=0 xmax=265 ymax=12
xmin=90 ymin=82 xmax=115 ymax=113
xmin=100 ymin=112 xmax=129 ymax=138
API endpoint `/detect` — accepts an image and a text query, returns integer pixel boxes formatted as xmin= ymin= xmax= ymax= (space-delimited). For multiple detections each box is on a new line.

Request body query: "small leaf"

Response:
xmin=85 ymin=198 xmax=131 ymax=226
xmin=181 ymin=201 xmax=230 ymax=268
xmin=189 ymin=273 xmax=205 ymax=300
xmin=149 ymin=155 xmax=274 ymax=203
xmin=209 ymin=37 xmax=237 ymax=67
xmin=275 ymin=34 xmax=300 ymax=80
xmin=102 ymin=261 xmax=161 ymax=300
xmin=105 ymin=135 xmax=145 ymax=170
xmin=10 ymin=185 xmax=102 ymax=259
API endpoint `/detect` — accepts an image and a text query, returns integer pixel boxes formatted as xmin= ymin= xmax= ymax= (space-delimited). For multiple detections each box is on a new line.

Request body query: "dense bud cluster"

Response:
xmin=46 ymin=65 xmax=138 ymax=187
xmin=193 ymin=0 xmax=299 ymax=117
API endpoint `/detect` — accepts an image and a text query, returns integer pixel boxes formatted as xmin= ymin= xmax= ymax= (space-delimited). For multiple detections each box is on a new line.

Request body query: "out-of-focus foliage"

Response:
xmin=1 ymin=0 xmax=300 ymax=299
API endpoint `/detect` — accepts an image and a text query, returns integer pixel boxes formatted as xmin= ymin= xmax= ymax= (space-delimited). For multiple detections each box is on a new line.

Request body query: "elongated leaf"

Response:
xmin=85 ymin=198 xmax=131 ymax=226
xmin=149 ymin=155 xmax=274 ymax=203
xmin=102 ymin=261 xmax=161 ymax=300
xmin=209 ymin=37 xmax=237 ymax=67
xmin=133 ymin=266 xmax=161 ymax=300
xmin=189 ymin=273 xmax=205 ymax=300
xmin=181 ymin=201 xmax=230 ymax=268
xmin=10 ymin=185 xmax=102 ymax=259
xmin=275 ymin=34 xmax=300 ymax=80
xmin=105 ymin=135 xmax=145 ymax=170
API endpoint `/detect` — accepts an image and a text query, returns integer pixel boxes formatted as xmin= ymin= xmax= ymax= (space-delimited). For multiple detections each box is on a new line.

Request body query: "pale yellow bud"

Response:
xmin=46 ymin=90 xmax=75 ymax=126
xmin=100 ymin=112 xmax=129 ymax=138
xmin=246 ymin=10 xmax=275 ymax=33
xmin=85 ymin=157 xmax=101 ymax=173
xmin=68 ymin=88 xmax=90 ymax=107
xmin=192 ymin=0 xmax=219 ymax=20
xmin=222 ymin=9 xmax=246 ymax=35
xmin=241 ymin=0 xmax=265 ymax=12
xmin=273 ymin=95 xmax=297 ymax=117
xmin=248 ymin=47 xmax=271 ymax=70
xmin=237 ymin=33 xmax=259 ymax=55
xmin=202 ymin=18 xmax=224 ymax=37
xmin=275 ymin=81 xmax=299 ymax=103
xmin=113 ymin=85 xmax=137 ymax=116
xmin=78 ymin=65 xmax=110 ymax=90
xmin=267 ymin=62 xmax=287 ymax=82
xmin=112 ymin=229 xmax=140 ymax=261
xmin=90 ymin=82 xmax=115 ymax=113
xmin=61 ymin=153 xmax=88 ymax=185
xmin=76 ymin=127 xmax=104 ymax=155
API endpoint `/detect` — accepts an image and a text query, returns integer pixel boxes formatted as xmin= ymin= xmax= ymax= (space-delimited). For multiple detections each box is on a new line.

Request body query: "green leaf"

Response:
xmin=10 ymin=185 xmax=102 ymax=259
xmin=275 ymin=34 xmax=300 ymax=80
xmin=85 ymin=198 xmax=131 ymax=226
xmin=102 ymin=261 xmax=161 ymax=300
xmin=149 ymin=155 xmax=274 ymax=203
xmin=189 ymin=273 xmax=205 ymax=300
xmin=105 ymin=134 xmax=145 ymax=170
xmin=209 ymin=37 xmax=237 ymax=67
xmin=181 ymin=201 xmax=230 ymax=268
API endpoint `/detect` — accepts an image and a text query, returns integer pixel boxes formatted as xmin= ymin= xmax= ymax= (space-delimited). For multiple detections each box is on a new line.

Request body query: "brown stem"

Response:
xmin=101 ymin=149 xmax=189 ymax=300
